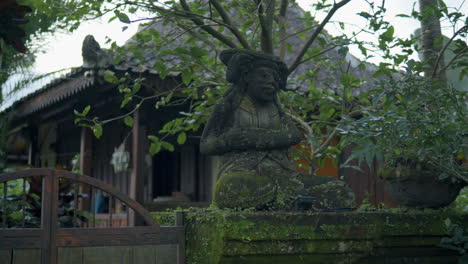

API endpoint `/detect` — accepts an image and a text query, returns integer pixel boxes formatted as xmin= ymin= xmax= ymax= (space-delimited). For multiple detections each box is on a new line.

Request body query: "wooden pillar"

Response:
xmin=129 ymin=110 xmax=146 ymax=226
xmin=79 ymin=127 xmax=93 ymax=211
xmin=27 ymin=125 xmax=37 ymax=166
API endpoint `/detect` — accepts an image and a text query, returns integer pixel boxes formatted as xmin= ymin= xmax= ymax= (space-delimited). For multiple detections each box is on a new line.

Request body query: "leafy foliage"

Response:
xmin=455 ymin=187 xmax=468 ymax=213
xmin=0 ymin=115 xmax=10 ymax=173
xmin=0 ymin=179 xmax=91 ymax=228
xmin=440 ymin=218 xmax=468 ymax=261
xmin=0 ymin=0 xmax=75 ymax=89
xmin=341 ymin=71 xmax=468 ymax=183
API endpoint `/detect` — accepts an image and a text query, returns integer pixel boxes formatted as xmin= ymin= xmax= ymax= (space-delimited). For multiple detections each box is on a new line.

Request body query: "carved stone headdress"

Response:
xmin=220 ymin=49 xmax=288 ymax=90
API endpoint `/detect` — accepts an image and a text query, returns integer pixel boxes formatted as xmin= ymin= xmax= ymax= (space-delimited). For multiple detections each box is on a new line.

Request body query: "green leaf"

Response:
xmin=103 ymin=70 xmax=118 ymax=84
xmin=380 ymin=26 xmax=395 ymax=42
xmin=120 ymin=95 xmax=132 ymax=108
xmin=108 ymin=16 xmax=117 ymax=23
xmin=115 ymin=10 xmax=131 ymax=24
xmin=325 ymin=108 xmax=336 ymax=119
xmin=190 ymin=46 xmax=207 ymax=58
xmin=434 ymin=36 xmax=444 ymax=49
xmin=358 ymin=44 xmax=367 ymax=56
xmin=74 ymin=105 xmax=91 ymax=117
xmin=132 ymin=82 xmax=141 ymax=93
xmin=148 ymin=135 xmax=159 ymax=142
xmin=338 ymin=46 xmax=349 ymax=56
xmin=161 ymin=141 xmax=175 ymax=152
xmin=357 ymin=12 xmax=372 ymax=19
xmin=124 ymin=116 xmax=134 ymax=127
xmin=92 ymin=124 xmax=103 ymax=139
xmin=396 ymin=14 xmax=410 ymax=18
xmin=395 ymin=94 xmax=403 ymax=101
xmin=154 ymin=60 xmax=168 ymax=79
xmin=82 ymin=105 xmax=91 ymax=116
xmin=149 ymin=142 xmax=162 ymax=155
xmin=177 ymin=132 xmax=187 ymax=145
xmin=182 ymin=69 xmax=192 ymax=85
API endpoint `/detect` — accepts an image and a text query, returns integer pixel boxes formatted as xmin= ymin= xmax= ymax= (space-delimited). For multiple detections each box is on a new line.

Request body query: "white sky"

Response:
xmin=32 ymin=15 xmax=141 ymax=73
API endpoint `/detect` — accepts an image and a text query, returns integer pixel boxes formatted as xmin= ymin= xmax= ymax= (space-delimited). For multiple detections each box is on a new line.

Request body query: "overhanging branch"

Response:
xmin=288 ymin=0 xmax=352 ymax=74
xmin=179 ymin=0 xmax=238 ymax=48
xmin=431 ymin=25 xmax=467 ymax=79
xmin=209 ymin=0 xmax=252 ymax=50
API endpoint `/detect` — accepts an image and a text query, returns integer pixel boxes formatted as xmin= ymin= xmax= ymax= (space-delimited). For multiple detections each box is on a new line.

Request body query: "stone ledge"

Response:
xmin=152 ymin=210 xmax=468 ymax=264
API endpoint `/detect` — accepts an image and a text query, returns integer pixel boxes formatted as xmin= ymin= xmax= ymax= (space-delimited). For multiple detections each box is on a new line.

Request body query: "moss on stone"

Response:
xmin=213 ymin=171 xmax=276 ymax=209
xmin=184 ymin=211 xmax=227 ymax=264
xmin=176 ymin=209 xmax=467 ymax=264
xmin=150 ymin=212 xmax=175 ymax=226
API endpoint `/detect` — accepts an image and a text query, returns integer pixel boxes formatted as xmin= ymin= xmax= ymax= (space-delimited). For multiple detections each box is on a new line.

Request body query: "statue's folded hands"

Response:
xmin=223 ymin=127 xmax=300 ymax=151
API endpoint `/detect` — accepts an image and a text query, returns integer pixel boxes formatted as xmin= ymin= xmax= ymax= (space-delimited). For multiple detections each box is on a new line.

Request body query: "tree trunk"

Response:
xmin=418 ymin=0 xmax=447 ymax=82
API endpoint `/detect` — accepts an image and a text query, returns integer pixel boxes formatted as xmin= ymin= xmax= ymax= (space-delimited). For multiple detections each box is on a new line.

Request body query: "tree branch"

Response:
xmin=436 ymin=47 xmax=467 ymax=74
xmin=298 ymin=44 xmax=341 ymax=65
xmin=431 ymin=25 xmax=467 ymax=79
xmin=286 ymin=111 xmax=313 ymax=137
xmin=279 ymin=25 xmax=320 ymax=43
xmin=256 ymin=0 xmax=275 ymax=54
xmin=288 ymin=0 xmax=352 ymax=74
xmin=100 ymin=84 xmax=185 ymax=125
xmin=179 ymin=0 xmax=238 ymax=48
xmin=313 ymin=127 xmax=338 ymax=156
xmin=177 ymin=23 xmax=218 ymax=49
xmin=209 ymin=0 xmax=252 ymax=50
xmin=278 ymin=0 xmax=288 ymax=59
xmin=265 ymin=0 xmax=276 ymax=54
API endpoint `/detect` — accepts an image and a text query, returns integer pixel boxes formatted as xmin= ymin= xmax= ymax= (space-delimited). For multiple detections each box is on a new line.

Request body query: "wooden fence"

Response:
xmin=0 ymin=169 xmax=185 ymax=264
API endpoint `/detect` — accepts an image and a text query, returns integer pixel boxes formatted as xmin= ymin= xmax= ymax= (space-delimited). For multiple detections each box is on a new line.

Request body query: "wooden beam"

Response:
xmin=79 ymin=127 xmax=93 ymax=211
xmin=129 ymin=110 xmax=146 ymax=226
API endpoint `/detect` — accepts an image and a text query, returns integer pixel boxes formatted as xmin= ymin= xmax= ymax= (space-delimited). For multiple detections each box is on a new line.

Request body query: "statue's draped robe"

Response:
xmin=218 ymin=96 xmax=295 ymax=182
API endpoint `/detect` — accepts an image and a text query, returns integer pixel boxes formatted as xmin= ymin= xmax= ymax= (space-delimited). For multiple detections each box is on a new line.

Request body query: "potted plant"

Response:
xmin=340 ymin=72 xmax=467 ymax=208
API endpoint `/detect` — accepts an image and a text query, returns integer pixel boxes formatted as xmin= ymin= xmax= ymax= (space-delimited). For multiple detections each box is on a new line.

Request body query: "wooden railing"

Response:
xmin=0 ymin=168 xmax=157 ymax=228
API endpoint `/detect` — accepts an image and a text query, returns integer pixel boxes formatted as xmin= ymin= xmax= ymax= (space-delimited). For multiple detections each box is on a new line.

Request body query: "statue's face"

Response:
xmin=245 ymin=67 xmax=279 ymax=103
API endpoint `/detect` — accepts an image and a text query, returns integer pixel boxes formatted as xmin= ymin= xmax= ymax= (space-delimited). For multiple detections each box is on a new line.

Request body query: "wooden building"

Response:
xmin=3 ymin=44 xmax=218 ymax=216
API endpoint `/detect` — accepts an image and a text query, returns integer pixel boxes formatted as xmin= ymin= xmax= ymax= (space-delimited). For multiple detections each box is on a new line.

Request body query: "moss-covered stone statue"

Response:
xmin=201 ymin=49 xmax=354 ymax=210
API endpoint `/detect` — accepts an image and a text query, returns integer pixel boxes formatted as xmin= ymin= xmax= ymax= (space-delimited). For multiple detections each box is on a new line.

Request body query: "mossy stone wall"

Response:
xmin=152 ymin=210 xmax=468 ymax=264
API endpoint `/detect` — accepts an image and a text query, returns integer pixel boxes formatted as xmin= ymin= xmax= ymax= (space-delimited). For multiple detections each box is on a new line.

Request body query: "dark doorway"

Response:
xmin=152 ymin=150 xmax=181 ymax=197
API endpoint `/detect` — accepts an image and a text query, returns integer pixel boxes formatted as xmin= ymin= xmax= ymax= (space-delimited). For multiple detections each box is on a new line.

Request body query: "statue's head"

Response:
xmin=220 ymin=49 xmax=288 ymax=103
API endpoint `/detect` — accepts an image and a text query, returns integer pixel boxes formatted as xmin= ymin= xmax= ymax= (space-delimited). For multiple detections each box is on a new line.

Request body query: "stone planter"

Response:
xmin=379 ymin=168 xmax=464 ymax=208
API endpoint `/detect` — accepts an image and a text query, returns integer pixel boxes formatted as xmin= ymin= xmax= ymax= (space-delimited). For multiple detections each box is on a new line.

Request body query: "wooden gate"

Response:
xmin=0 ymin=169 xmax=185 ymax=264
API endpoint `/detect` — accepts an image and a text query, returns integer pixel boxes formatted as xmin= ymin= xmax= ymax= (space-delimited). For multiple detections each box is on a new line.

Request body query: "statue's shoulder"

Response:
xmin=238 ymin=96 xmax=255 ymax=114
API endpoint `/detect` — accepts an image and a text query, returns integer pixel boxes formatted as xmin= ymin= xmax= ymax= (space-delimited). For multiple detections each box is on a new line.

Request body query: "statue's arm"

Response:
xmin=200 ymin=102 xmax=231 ymax=155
